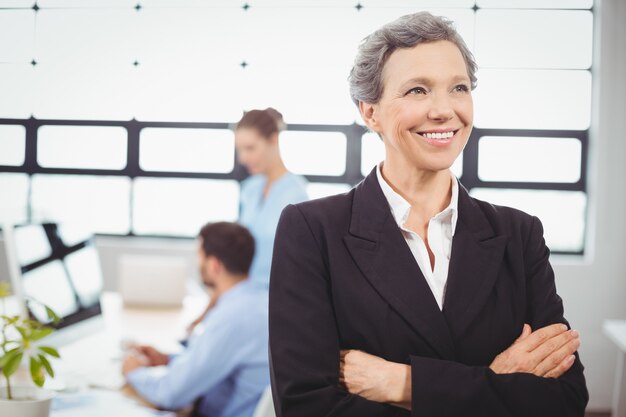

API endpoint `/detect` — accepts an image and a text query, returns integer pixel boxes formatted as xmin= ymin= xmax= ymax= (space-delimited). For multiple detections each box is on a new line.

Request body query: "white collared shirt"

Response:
xmin=376 ymin=163 xmax=459 ymax=310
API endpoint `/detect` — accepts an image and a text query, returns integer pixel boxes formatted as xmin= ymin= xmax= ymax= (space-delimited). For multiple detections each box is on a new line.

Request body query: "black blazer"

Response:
xmin=269 ymin=168 xmax=588 ymax=417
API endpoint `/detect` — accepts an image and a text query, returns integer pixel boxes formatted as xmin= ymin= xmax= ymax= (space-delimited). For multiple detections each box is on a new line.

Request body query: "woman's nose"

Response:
xmin=427 ymin=94 xmax=454 ymax=121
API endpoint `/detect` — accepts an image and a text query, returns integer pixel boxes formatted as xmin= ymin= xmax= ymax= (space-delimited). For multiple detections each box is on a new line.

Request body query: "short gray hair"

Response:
xmin=348 ymin=12 xmax=477 ymax=106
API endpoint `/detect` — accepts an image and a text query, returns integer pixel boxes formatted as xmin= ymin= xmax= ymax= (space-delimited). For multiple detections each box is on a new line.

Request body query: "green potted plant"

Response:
xmin=0 ymin=281 xmax=61 ymax=417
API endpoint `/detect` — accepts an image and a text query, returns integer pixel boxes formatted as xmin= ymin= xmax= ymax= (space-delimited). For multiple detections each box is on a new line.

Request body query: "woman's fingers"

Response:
xmin=517 ymin=323 xmax=569 ymax=352
xmin=543 ymin=355 xmax=577 ymax=379
xmin=490 ymin=324 xmax=580 ymax=377
xmin=529 ymin=329 xmax=579 ymax=366
xmin=532 ymin=334 xmax=580 ymax=377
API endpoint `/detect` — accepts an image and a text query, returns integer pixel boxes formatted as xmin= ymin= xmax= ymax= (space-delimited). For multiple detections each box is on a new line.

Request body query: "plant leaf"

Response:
xmin=38 ymin=354 xmax=54 ymax=378
xmin=30 ymin=327 xmax=54 ymax=341
xmin=30 ymin=356 xmax=45 ymax=387
xmin=2 ymin=351 xmax=23 ymax=378
xmin=14 ymin=325 xmax=29 ymax=339
xmin=38 ymin=346 xmax=61 ymax=359
xmin=45 ymin=306 xmax=61 ymax=324
xmin=0 ymin=348 xmax=21 ymax=368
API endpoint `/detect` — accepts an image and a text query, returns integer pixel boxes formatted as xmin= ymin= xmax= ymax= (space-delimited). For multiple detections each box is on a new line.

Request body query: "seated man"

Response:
xmin=122 ymin=221 xmax=269 ymax=417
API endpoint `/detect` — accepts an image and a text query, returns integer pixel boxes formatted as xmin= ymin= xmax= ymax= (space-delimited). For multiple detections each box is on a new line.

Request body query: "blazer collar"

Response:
xmin=344 ymin=168 xmax=508 ymax=358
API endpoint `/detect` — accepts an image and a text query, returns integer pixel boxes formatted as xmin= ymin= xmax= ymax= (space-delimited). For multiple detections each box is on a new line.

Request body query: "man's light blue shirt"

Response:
xmin=239 ymin=172 xmax=308 ymax=287
xmin=126 ymin=281 xmax=270 ymax=417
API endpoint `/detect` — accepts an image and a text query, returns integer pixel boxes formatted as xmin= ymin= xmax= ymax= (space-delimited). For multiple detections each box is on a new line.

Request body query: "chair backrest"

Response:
xmin=252 ymin=386 xmax=276 ymax=417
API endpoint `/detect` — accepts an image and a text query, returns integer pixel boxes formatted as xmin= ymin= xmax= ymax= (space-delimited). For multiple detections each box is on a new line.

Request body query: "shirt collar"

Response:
xmin=376 ymin=162 xmax=459 ymax=235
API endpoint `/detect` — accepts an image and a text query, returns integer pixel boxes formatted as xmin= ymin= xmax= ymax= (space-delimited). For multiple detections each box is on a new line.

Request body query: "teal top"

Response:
xmin=239 ymin=172 xmax=308 ymax=287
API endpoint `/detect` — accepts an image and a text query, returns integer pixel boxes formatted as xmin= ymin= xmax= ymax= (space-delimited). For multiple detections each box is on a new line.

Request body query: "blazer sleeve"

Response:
xmin=408 ymin=215 xmax=589 ymax=417
xmin=269 ymin=204 xmax=400 ymax=417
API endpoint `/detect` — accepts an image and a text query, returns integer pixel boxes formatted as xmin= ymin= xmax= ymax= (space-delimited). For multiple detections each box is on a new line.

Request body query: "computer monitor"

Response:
xmin=3 ymin=222 xmax=104 ymax=341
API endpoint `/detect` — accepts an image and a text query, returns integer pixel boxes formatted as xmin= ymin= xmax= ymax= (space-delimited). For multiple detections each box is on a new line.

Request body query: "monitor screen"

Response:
xmin=65 ymin=246 xmax=103 ymax=308
xmin=21 ymin=260 xmax=80 ymax=323
xmin=56 ymin=224 xmax=94 ymax=249
xmin=6 ymin=222 xmax=103 ymax=331
xmin=13 ymin=224 xmax=52 ymax=266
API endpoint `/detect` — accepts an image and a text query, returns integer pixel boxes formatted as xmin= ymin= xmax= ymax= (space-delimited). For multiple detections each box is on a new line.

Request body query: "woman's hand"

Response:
xmin=339 ymin=350 xmax=411 ymax=409
xmin=490 ymin=323 xmax=580 ymax=378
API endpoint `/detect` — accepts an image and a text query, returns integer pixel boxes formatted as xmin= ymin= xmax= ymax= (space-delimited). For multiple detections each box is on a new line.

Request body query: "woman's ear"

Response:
xmin=358 ymin=101 xmax=380 ymax=132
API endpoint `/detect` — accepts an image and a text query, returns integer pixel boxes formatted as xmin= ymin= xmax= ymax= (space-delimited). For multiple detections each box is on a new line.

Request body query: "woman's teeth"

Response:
xmin=422 ymin=131 xmax=454 ymax=139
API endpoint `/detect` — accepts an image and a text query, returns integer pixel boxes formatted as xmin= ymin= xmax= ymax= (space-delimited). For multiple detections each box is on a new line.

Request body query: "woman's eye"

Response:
xmin=406 ymin=86 xmax=427 ymax=95
xmin=453 ymin=84 xmax=470 ymax=93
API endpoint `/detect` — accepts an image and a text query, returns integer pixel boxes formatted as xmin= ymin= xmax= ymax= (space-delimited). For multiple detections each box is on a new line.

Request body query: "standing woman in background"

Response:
xmin=187 ymin=108 xmax=308 ymax=332
xmin=235 ymin=108 xmax=309 ymax=287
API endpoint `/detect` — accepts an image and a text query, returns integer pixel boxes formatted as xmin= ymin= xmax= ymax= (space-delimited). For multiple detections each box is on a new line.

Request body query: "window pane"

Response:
xmin=0 ymin=64 xmax=33 ymax=118
xmin=38 ymin=0 xmax=133 ymax=6
xmin=477 ymin=0 xmax=592 ymax=9
xmin=254 ymin=0 xmax=474 ymax=6
xmin=32 ymin=62 xmax=136 ymax=120
xmin=0 ymin=173 xmax=29 ymax=225
xmin=31 ymin=174 xmax=131 ymax=234
xmin=307 ymin=183 xmax=352 ymax=200
xmin=474 ymin=69 xmax=591 ymax=130
xmin=470 ymin=188 xmax=586 ymax=252
xmin=0 ymin=125 xmax=26 ymax=166
xmin=140 ymin=0 xmax=236 ymax=6
xmin=361 ymin=133 xmax=384 ymax=176
xmin=134 ymin=64 xmax=244 ymax=123
xmin=240 ymin=6 xmax=357 ymax=124
xmin=476 ymin=10 xmax=592 ymax=69
xmin=140 ymin=128 xmax=234 ymax=173
xmin=133 ymin=178 xmax=239 ymax=237
xmin=280 ymin=131 xmax=346 ymax=176
xmin=478 ymin=136 xmax=581 ymax=183
xmin=38 ymin=125 xmax=127 ymax=170
xmin=134 ymin=7 xmax=246 ymax=122
xmin=36 ymin=9 xmax=135 ymax=66
xmin=0 ymin=10 xmax=35 ymax=63
xmin=0 ymin=1 xmax=35 ymax=6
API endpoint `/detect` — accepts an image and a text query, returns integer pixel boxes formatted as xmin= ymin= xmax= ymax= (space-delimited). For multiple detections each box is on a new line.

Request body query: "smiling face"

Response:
xmin=360 ymin=40 xmax=473 ymax=175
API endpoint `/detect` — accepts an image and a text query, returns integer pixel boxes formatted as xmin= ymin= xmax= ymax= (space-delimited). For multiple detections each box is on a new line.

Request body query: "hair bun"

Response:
xmin=264 ymin=107 xmax=286 ymax=131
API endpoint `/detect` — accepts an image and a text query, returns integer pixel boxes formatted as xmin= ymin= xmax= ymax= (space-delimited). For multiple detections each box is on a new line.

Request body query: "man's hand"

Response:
xmin=130 ymin=345 xmax=170 ymax=367
xmin=490 ymin=323 xmax=580 ymax=378
xmin=122 ymin=353 xmax=149 ymax=376
xmin=339 ymin=350 xmax=411 ymax=409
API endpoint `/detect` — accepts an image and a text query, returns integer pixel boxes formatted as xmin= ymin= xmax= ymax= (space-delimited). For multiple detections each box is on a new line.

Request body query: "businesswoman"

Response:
xmin=235 ymin=108 xmax=308 ymax=287
xmin=268 ymin=12 xmax=588 ymax=417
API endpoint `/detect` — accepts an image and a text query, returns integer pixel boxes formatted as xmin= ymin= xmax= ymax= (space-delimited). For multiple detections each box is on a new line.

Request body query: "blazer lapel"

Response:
xmin=442 ymin=186 xmax=509 ymax=339
xmin=343 ymin=169 xmax=455 ymax=360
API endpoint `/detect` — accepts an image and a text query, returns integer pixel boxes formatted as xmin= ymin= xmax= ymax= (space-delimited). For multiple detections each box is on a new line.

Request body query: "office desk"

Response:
xmin=9 ymin=291 xmax=207 ymax=417
xmin=604 ymin=320 xmax=626 ymax=417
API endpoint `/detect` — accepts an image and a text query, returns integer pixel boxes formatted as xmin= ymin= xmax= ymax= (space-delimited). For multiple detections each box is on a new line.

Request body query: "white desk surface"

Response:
xmin=3 ymin=291 xmax=208 ymax=416
xmin=604 ymin=319 xmax=626 ymax=352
